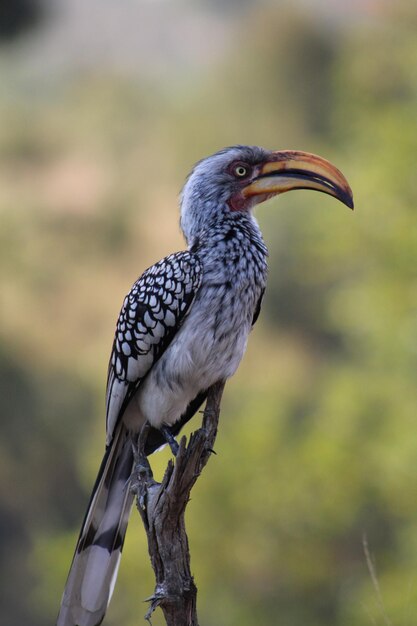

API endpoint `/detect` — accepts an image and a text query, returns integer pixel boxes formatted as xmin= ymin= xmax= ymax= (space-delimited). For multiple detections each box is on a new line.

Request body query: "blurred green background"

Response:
xmin=0 ymin=1 xmax=416 ymax=625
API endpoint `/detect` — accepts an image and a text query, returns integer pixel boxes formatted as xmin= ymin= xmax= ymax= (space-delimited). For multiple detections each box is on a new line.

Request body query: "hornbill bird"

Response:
xmin=57 ymin=145 xmax=353 ymax=626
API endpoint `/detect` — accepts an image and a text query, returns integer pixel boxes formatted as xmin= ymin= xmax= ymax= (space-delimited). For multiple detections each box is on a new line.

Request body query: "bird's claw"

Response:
xmin=160 ymin=425 xmax=179 ymax=456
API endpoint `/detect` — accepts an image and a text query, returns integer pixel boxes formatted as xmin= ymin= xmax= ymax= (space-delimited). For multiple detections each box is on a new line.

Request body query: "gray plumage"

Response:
xmin=57 ymin=145 xmax=353 ymax=626
xmin=57 ymin=147 xmax=269 ymax=626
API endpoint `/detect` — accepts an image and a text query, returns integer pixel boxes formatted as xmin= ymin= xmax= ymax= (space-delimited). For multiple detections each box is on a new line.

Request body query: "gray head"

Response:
xmin=180 ymin=145 xmax=354 ymax=245
xmin=180 ymin=146 xmax=268 ymax=244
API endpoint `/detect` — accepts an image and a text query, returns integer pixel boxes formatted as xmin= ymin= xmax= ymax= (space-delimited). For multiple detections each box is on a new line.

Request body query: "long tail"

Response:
xmin=57 ymin=424 xmax=134 ymax=626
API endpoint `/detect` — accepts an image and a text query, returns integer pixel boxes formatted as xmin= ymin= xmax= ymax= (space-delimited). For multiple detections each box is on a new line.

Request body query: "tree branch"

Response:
xmin=131 ymin=381 xmax=225 ymax=626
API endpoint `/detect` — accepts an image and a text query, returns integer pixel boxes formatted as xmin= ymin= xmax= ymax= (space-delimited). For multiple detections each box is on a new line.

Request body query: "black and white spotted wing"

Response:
xmin=105 ymin=251 xmax=202 ymax=443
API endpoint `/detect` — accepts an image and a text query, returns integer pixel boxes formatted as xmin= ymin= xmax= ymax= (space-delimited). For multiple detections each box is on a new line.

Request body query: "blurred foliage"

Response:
xmin=0 ymin=1 xmax=416 ymax=625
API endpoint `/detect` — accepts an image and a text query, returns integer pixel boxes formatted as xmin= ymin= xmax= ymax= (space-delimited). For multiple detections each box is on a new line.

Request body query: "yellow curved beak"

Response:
xmin=243 ymin=150 xmax=354 ymax=209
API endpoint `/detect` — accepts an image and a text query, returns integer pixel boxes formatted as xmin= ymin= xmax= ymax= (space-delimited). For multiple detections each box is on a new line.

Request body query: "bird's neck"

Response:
xmin=189 ymin=211 xmax=263 ymax=248
xmin=189 ymin=212 xmax=268 ymax=285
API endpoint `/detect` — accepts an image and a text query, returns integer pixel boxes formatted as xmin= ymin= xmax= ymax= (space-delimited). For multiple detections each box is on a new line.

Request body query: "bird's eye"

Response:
xmin=233 ymin=163 xmax=250 ymax=178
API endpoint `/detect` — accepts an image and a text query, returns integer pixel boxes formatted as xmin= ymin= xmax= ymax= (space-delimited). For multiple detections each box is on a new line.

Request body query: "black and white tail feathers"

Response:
xmin=56 ymin=390 xmax=208 ymax=626
xmin=57 ymin=424 xmax=134 ymax=626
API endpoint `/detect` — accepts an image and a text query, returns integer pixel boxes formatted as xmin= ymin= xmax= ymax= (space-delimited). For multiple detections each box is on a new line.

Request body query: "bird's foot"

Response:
xmin=130 ymin=424 xmax=157 ymax=501
xmin=131 ymin=423 xmax=150 ymax=465
xmin=160 ymin=425 xmax=179 ymax=456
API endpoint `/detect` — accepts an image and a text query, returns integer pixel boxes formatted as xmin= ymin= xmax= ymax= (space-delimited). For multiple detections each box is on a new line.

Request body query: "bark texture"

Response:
xmin=131 ymin=381 xmax=225 ymax=625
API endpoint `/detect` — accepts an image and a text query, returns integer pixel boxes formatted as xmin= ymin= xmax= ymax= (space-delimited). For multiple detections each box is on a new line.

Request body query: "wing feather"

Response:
xmin=105 ymin=251 xmax=202 ymax=444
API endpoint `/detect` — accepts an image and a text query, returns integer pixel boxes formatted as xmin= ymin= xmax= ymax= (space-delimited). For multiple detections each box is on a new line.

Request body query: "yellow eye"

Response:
xmin=234 ymin=164 xmax=249 ymax=178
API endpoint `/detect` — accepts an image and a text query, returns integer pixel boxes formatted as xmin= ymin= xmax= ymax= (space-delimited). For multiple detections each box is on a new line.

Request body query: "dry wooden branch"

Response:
xmin=131 ymin=380 xmax=225 ymax=626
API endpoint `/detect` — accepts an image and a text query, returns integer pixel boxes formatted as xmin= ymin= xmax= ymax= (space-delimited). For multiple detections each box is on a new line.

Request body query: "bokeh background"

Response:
xmin=1 ymin=1 xmax=416 ymax=625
